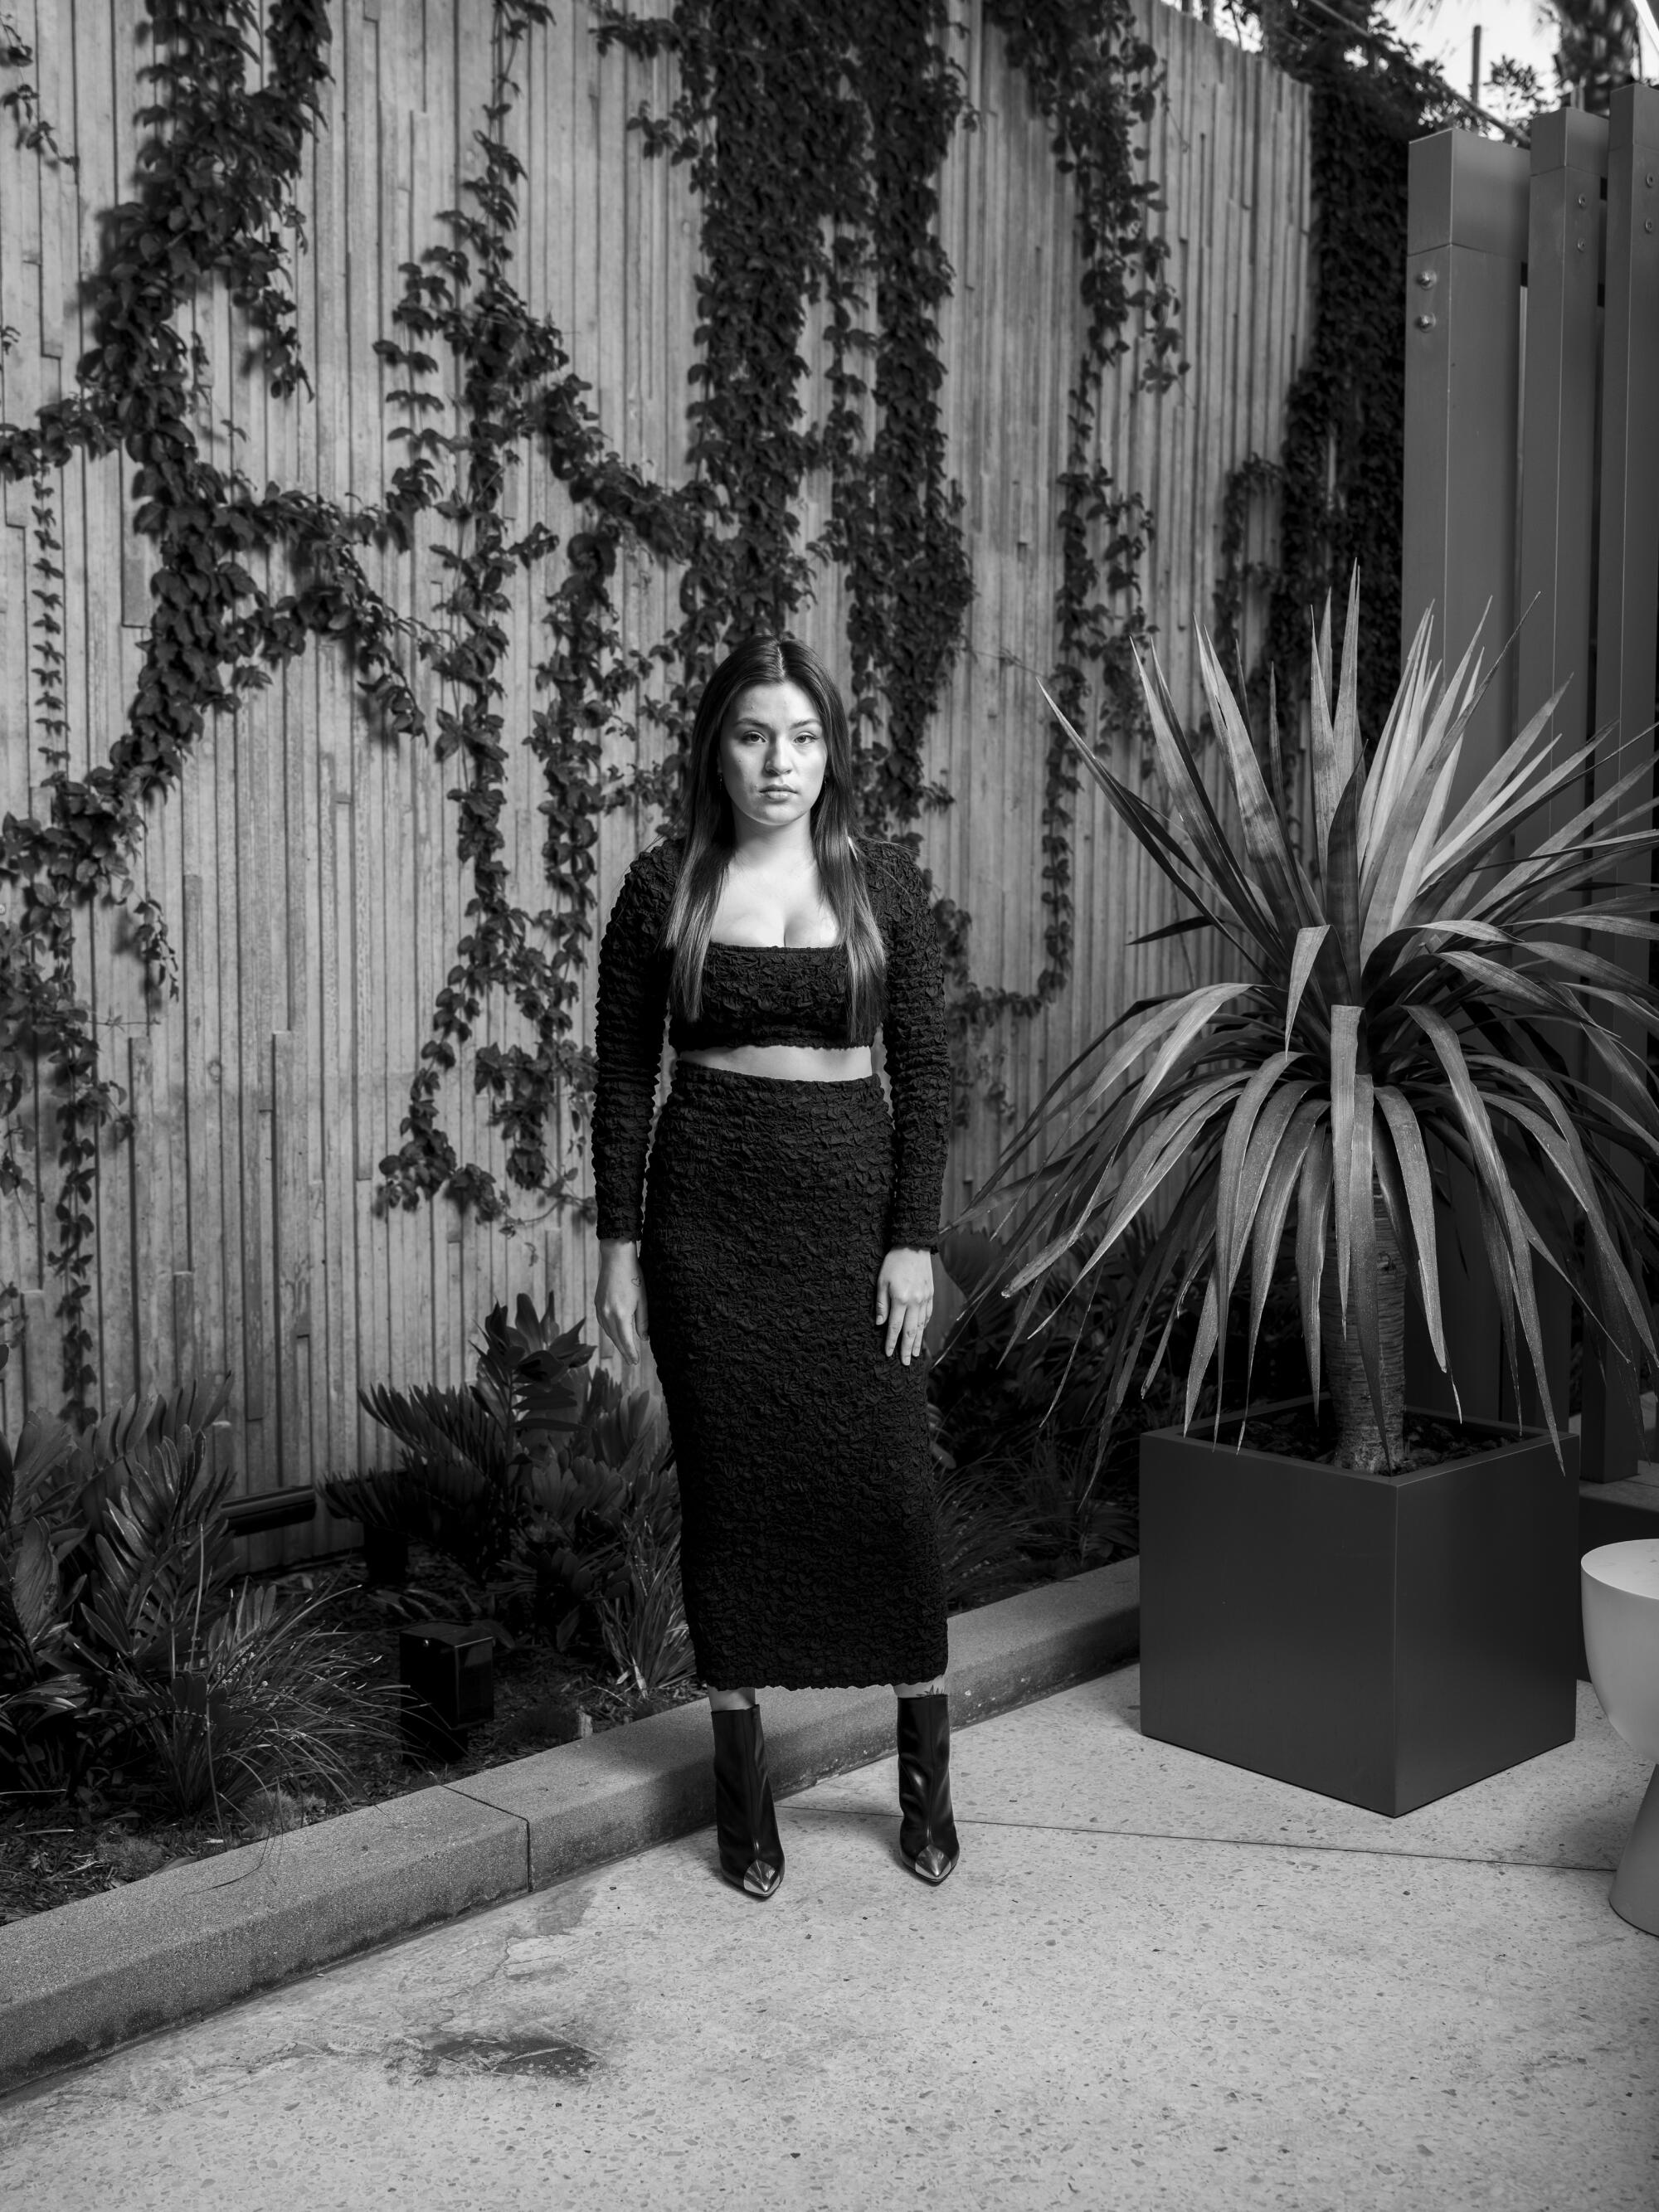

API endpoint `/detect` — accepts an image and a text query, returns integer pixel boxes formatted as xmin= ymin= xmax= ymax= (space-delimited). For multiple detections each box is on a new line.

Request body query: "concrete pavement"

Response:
xmin=1 ymin=1665 xmax=1655 ymax=2210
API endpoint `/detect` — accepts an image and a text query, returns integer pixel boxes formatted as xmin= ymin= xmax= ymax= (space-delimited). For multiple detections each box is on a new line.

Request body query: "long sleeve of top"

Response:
xmin=590 ymin=838 xmax=951 ymax=1250
xmin=591 ymin=848 xmax=674 ymax=1244
xmin=876 ymin=844 xmax=951 ymax=1252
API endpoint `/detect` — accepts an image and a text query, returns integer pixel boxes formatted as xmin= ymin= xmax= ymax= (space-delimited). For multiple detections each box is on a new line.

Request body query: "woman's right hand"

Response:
xmin=596 ymin=1238 xmax=649 ymax=1364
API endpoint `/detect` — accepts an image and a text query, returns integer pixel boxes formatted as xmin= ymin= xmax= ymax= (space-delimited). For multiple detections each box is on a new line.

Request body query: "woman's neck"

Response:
xmin=728 ymin=815 xmax=817 ymax=871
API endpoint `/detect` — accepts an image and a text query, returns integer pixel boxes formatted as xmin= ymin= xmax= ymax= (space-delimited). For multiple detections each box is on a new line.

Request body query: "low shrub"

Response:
xmin=326 ymin=1297 xmax=691 ymax=1702
xmin=0 ymin=1379 xmax=395 ymax=1821
xmin=324 ymin=1296 xmax=591 ymax=1579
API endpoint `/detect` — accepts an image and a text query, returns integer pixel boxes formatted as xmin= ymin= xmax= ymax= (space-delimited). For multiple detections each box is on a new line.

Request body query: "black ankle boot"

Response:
xmin=897 ymin=1691 xmax=960 ymax=1886
xmin=710 ymin=1705 xmax=785 ymax=1900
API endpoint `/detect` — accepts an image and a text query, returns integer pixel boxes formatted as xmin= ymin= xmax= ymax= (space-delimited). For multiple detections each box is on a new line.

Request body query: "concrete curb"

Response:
xmin=0 ymin=1557 xmax=1138 ymax=2090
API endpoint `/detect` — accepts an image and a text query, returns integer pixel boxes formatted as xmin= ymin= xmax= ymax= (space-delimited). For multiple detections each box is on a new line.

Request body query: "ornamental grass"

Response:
xmin=971 ymin=574 xmax=1659 ymax=1473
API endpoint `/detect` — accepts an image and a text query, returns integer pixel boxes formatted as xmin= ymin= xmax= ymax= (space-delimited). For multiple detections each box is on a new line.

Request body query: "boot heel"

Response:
xmin=897 ymin=1691 xmax=960 ymax=1886
xmin=711 ymin=1705 xmax=785 ymax=1900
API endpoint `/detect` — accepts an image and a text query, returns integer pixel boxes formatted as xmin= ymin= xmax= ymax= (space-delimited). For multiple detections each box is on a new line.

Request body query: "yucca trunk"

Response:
xmin=1319 ymin=1195 xmax=1407 ymax=1473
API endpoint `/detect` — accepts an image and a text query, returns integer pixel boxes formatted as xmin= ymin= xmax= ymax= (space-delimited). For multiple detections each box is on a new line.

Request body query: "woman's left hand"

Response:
xmin=876 ymin=1247 xmax=935 ymax=1365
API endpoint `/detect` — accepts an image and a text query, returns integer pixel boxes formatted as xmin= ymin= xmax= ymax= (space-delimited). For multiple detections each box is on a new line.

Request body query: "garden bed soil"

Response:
xmin=1209 ymin=1400 xmax=1517 ymax=1472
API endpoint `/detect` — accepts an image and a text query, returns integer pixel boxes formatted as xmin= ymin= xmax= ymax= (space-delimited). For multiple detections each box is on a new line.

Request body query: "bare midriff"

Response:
xmin=676 ymin=1043 xmax=873 ymax=1082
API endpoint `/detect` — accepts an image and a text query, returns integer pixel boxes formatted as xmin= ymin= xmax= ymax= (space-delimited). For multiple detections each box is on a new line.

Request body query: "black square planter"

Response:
xmin=399 ymin=1621 xmax=494 ymax=1762
xmin=363 ymin=1524 xmax=410 ymax=1589
xmin=1139 ymin=1403 xmax=1579 ymax=1816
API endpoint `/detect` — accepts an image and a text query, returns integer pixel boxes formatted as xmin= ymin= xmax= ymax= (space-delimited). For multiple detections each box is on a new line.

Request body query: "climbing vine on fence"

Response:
xmin=828 ymin=2 xmax=975 ymax=841
xmin=600 ymin=0 xmax=1180 ymax=1035
xmin=0 ymin=0 xmax=1183 ymax=1408
xmin=0 ymin=0 xmax=423 ymax=1417
xmin=372 ymin=1 xmax=705 ymax=1220
xmin=0 ymin=0 xmax=702 ymax=1334
xmin=983 ymin=0 xmax=1181 ymax=1004
xmin=595 ymin=0 xmax=875 ymax=754
xmin=1214 ymin=0 xmax=1459 ymax=800
xmin=594 ymin=0 xmax=978 ymax=851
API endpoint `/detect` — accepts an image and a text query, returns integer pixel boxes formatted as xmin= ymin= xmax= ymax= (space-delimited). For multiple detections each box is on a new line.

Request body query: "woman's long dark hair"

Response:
xmin=662 ymin=637 xmax=887 ymax=1042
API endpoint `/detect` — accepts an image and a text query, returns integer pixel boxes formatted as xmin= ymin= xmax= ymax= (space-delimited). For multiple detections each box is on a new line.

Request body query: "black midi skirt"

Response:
xmin=640 ymin=1059 xmax=949 ymax=1690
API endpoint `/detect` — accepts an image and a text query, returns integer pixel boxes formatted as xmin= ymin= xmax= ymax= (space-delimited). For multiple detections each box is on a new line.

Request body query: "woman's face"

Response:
xmin=718 ymin=679 xmax=829 ymax=837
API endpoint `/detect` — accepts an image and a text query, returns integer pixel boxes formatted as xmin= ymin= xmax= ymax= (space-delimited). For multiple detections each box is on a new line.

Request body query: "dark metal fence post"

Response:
xmin=1401 ymin=129 xmax=1530 ymax=1426
xmin=1514 ymin=106 xmax=1609 ymax=1440
xmin=1583 ymin=84 xmax=1659 ymax=1485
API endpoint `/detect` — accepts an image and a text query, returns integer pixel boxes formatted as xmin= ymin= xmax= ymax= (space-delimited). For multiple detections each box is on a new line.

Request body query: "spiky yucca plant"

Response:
xmin=978 ymin=576 xmax=1659 ymax=1473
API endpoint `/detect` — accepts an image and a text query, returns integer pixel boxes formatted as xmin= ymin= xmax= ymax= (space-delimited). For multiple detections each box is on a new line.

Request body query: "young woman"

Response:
xmin=591 ymin=634 xmax=959 ymax=1900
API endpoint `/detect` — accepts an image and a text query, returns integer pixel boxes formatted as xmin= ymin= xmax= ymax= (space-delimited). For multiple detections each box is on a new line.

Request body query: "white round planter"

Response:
xmin=1582 ymin=1539 xmax=1659 ymax=1937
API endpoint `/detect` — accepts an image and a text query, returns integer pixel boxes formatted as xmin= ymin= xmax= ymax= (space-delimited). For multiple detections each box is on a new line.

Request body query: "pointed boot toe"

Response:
xmin=905 ymin=1839 xmax=958 ymax=1887
xmin=740 ymin=1854 xmax=785 ymax=1900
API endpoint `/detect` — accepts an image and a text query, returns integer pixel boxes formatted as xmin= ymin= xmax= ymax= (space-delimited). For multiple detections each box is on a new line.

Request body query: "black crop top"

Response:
xmin=592 ymin=837 xmax=951 ymax=1250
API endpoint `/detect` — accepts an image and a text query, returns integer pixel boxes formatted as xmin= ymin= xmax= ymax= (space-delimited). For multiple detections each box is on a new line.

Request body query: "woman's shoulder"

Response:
xmin=607 ymin=837 xmax=682 ymax=940
xmin=627 ymin=835 xmax=684 ymax=886
xmin=617 ymin=836 xmax=686 ymax=902
xmin=854 ymin=833 xmax=914 ymax=877
xmin=854 ymin=834 xmax=928 ymax=910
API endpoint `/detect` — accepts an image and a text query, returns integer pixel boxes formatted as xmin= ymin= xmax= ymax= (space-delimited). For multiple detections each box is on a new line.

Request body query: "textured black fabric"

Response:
xmin=591 ymin=836 xmax=950 ymax=1249
xmin=640 ymin=1058 xmax=948 ymax=1689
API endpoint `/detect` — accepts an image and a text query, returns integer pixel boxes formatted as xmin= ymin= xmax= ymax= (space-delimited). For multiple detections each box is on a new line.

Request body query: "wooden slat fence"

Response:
xmin=0 ymin=1 xmax=1311 ymax=1556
